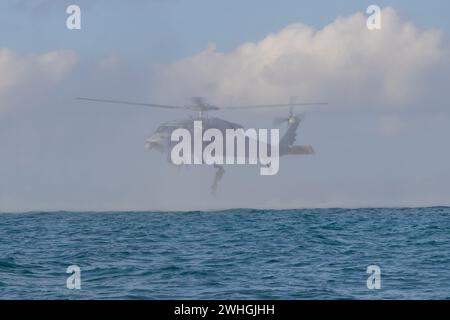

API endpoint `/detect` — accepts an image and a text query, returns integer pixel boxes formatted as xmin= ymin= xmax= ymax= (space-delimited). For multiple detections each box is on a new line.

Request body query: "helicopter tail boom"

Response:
xmin=287 ymin=145 xmax=314 ymax=155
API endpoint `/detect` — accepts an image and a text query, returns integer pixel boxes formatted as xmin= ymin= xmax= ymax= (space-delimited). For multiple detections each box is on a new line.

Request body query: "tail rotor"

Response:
xmin=273 ymin=97 xmax=305 ymax=127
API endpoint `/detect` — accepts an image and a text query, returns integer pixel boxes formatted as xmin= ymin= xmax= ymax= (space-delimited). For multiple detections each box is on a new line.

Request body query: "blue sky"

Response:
xmin=2 ymin=0 xmax=450 ymax=61
xmin=1 ymin=1 xmax=450 ymax=211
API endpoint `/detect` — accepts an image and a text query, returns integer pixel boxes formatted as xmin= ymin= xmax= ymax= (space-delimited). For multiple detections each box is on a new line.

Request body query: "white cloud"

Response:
xmin=150 ymin=7 xmax=448 ymax=109
xmin=0 ymin=48 xmax=77 ymax=112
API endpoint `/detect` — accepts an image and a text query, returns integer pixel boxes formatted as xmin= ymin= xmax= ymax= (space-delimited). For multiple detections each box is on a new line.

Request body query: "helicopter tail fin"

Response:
xmin=279 ymin=116 xmax=314 ymax=155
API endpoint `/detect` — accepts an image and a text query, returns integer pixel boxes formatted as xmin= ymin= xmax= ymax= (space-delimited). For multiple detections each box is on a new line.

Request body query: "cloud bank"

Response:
xmin=0 ymin=49 xmax=76 ymax=112
xmin=151 ymin=7 xmax=448 ymax=109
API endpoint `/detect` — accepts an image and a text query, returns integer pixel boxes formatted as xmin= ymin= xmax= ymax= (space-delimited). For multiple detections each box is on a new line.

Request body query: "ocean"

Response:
xmin=0 ymin=207 xmax=449 ymax=299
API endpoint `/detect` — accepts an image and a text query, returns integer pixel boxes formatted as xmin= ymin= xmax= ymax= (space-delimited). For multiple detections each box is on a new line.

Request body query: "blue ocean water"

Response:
xmin=0 ymin=207 xmax=449 ymax=299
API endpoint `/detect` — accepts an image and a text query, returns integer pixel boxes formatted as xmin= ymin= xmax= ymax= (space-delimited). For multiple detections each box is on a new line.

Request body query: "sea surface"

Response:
xmin=0 ymin=207 xmax=449 ymax=299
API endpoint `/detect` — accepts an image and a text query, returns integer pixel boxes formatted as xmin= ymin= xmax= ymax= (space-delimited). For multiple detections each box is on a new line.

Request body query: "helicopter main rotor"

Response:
xmin=76 ymin=96 xmax=327 ymax=120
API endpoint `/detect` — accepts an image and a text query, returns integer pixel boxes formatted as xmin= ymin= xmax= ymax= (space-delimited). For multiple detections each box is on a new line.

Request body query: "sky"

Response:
xmin=0 ymin=0 xmax=450 ymax=211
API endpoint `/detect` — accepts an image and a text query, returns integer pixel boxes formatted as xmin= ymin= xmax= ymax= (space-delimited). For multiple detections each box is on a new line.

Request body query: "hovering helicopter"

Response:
xmin=76 ymin=96 xmax=326 ymax=193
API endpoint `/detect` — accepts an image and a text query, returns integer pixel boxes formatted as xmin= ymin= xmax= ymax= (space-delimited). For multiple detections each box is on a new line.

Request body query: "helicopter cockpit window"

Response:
xmin=156 ymin=126 xmax=176 ymax=133
xmin=156 ymin=126 xmax=168 ymax=133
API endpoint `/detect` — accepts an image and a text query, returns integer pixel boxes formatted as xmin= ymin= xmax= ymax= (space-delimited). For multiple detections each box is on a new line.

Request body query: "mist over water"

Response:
xmin=1 ymin=207 xmax=449 ymax=299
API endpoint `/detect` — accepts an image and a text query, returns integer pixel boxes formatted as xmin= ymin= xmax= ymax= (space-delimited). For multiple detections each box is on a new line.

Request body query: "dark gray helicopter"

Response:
xmin=76 ymin=96 xmax=326 ymax=192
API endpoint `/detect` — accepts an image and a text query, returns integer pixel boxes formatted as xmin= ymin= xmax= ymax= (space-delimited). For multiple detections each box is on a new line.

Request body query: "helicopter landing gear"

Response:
xmin=211 ymin=164 xmax=225 ymax=194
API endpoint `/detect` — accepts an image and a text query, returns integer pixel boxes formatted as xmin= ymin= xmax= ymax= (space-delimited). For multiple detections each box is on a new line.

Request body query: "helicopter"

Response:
xmin=76 ymin=96 xmax=326 ymax=193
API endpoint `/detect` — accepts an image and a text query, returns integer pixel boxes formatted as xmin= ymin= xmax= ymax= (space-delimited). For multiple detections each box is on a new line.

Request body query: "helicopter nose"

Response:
xmin=145 ymin=134 xmax=164 ymax=149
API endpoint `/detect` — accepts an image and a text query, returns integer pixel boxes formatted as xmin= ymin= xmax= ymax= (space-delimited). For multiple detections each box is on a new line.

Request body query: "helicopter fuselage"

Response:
xmin=145 ymin=117 xmax=244 ymax=154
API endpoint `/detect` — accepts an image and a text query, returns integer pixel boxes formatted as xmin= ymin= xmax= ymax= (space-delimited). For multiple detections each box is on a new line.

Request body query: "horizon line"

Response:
xmin=1 ymin=205 xmax=449 ymax=214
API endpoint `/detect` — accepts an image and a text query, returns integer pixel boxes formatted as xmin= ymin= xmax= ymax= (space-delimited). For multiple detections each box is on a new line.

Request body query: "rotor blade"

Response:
xmin=223 ymin=102 xmax=328 ymax=110
xmin=75 ymin=97 xmax=187 ymax=110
